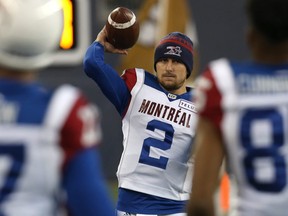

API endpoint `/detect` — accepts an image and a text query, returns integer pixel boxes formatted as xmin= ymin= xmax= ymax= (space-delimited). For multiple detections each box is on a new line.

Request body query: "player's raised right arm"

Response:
xmin=83 ymin=39 xmax=130 ymax=114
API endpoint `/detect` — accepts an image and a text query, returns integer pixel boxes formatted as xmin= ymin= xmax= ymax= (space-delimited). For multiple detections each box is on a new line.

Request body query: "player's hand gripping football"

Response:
xmin=95 ymin=26 xmax=128 ymax=55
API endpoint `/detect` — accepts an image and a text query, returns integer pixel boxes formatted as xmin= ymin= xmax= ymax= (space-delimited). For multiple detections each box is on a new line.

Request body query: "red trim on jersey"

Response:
xmin=121 ymin=68 xmax=137 ymax=92
xmin=60 ymin=94 xmax=98 ymax=168
xmin=198 ymin=68 xmax=223 ymax=130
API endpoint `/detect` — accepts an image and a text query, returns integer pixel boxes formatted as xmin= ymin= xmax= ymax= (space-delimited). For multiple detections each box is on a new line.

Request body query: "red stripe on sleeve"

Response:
xmin=195 ymin=68 xmax=223 ymax=129
xmin=60 ymin=94 xmax=100 ymax=167
xmin=121 ymin=68 xmax=137 ymax=92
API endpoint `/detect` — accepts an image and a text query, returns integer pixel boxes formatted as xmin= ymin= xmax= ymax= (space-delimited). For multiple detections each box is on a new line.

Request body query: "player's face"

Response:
xmin=156 ymin=58 xmax=187 ymax=94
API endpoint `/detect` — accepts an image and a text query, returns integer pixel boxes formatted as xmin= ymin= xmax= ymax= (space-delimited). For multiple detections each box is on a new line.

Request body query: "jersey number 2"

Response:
xmin=139 ymin=119 xmax=174 ymax=169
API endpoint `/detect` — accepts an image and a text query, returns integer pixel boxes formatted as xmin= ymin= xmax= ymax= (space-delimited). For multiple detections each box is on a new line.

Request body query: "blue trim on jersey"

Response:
xmin=63 ymin=148 xmax=116 ymax=216
xmin=229 ymin=61 xmax=288 ymax=94
xmin=117 ymin=188 xmax=186 ymax=214
xmin=231 ymin=61 xmax=288 ymax=76
xmin=0 ymin=79 xmax=52 ymax=124
xmin=83 ymin=42 xmax=130 ymax=115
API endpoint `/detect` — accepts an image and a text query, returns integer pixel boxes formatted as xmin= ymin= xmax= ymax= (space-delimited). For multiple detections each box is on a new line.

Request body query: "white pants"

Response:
xmin=117 ymin=210 xmax=187 ymax=216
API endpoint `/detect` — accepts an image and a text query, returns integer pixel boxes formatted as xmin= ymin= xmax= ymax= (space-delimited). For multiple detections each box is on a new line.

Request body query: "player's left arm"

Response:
xmin=187 ymin=117 xmax=225 ymax=216
xmin=60 ymin=94 xmax=115 ymax=216
xmin=63 ymin=148 xmax=115 ymax=216
xmin=188 ymin=69 xmax=225 ymax=216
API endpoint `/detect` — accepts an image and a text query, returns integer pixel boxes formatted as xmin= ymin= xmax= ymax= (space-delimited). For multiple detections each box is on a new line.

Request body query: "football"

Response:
xmin=105 ymin=7 xmax=140 ymax=49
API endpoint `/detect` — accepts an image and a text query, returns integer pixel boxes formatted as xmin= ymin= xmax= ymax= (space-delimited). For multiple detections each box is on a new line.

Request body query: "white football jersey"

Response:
xmin=0 ymin=83 xmax=100 ymax=216
xmin=197 ymin=58 xmax=288 ymax=216
xmin=117 ymin=68 xmax=197 ymax=201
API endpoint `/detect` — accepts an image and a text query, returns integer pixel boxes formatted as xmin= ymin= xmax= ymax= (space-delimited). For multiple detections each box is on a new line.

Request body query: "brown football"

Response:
xmin=105 ymin=7 xmax=140 ymax=49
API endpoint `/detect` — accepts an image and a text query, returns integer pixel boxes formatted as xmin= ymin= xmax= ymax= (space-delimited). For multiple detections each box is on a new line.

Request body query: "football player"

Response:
xmin=188 ymin=0 xmax=288 ymax=215
xmin=84 ymin=25 xmax=197 ymax=215
xmin=0 ymin=0 xmax=115 ymax=215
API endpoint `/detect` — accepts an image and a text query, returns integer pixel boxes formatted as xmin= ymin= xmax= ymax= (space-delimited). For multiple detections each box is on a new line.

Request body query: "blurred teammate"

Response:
xmin=83 ymin=27 xmax=197 ymax=215
xmin=0 ymin=0 xmax=115 ymax=215
xmin=188 ymin=0 xmax=288 ymax=215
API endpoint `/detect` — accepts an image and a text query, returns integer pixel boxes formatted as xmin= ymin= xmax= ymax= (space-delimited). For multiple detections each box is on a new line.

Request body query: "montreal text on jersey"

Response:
xmin=138 ymin=99 xmax=192 ymax=128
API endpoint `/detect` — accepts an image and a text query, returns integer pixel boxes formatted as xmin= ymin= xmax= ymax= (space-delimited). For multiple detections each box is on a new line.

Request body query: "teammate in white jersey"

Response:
xmin=84 ymin=27 xmax=197 ymax=215
xmin=0 ymin=0 xmax=115 ymax=215
xmin=188 ymin=0 xmax=288 ymax=215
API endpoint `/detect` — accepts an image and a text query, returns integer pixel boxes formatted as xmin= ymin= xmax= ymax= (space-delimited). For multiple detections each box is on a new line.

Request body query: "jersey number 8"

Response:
xmin=240 ymin=108 xmax=286 ymax=192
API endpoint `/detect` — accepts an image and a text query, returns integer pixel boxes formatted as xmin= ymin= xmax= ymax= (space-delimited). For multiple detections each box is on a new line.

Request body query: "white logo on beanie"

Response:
xmin=164 ymin=46 xmax=182 ymax=57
